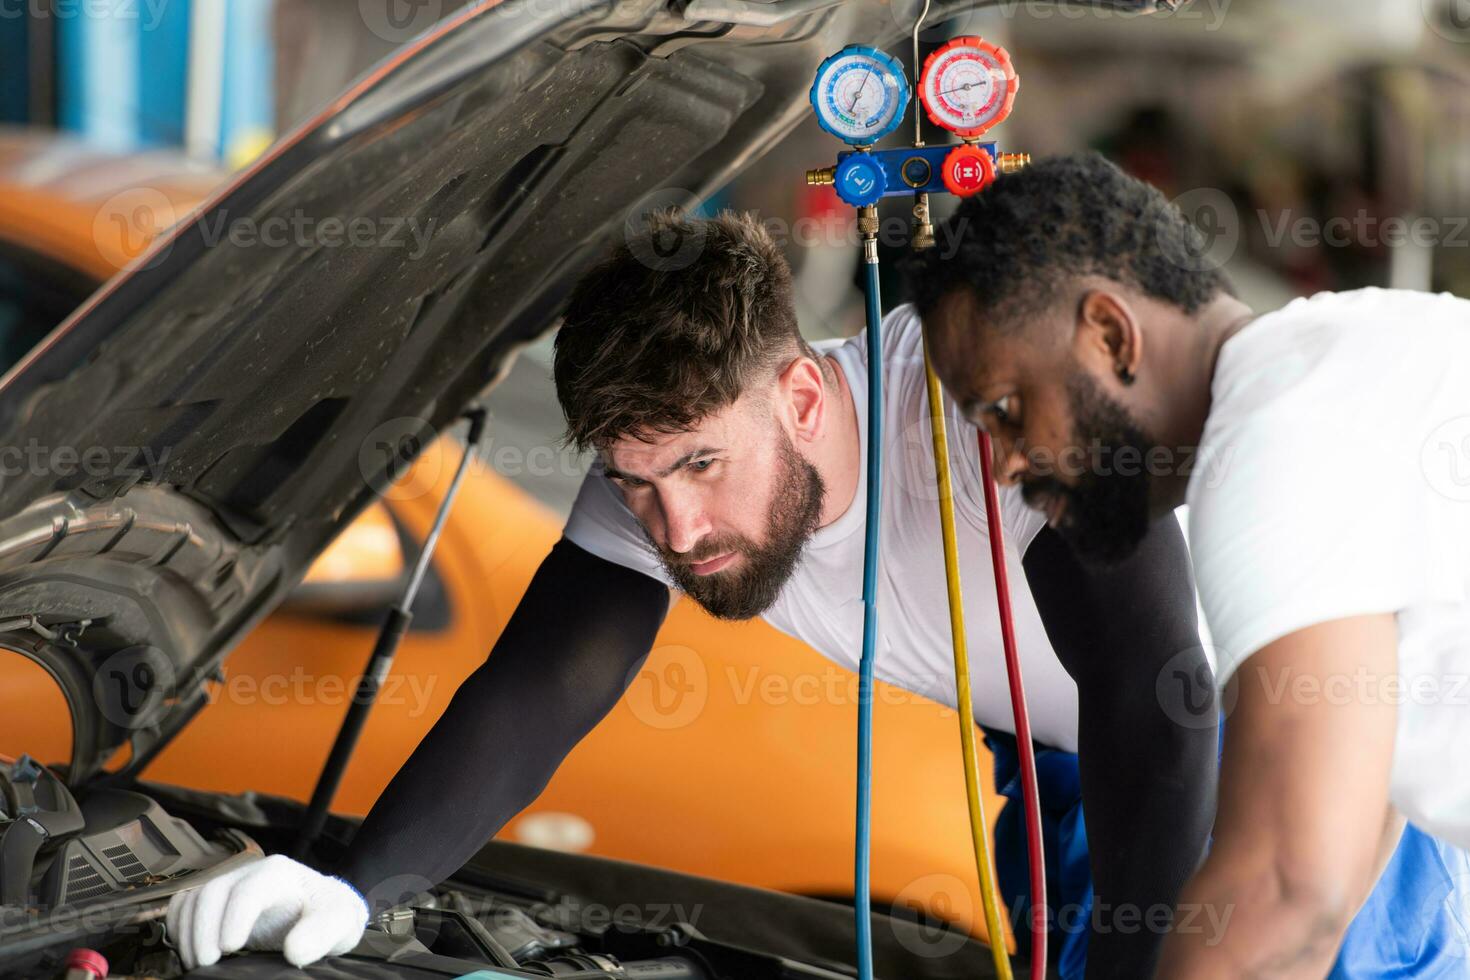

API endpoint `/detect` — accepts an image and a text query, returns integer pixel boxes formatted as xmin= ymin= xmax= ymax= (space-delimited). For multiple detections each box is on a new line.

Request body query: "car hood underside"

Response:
xmin=0 ymin=0 xmax=1175 ymax=782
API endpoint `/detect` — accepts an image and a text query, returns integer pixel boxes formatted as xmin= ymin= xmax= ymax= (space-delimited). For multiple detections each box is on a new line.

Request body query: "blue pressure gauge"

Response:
xmin=809 ymin=45 xmax=910 ymax=147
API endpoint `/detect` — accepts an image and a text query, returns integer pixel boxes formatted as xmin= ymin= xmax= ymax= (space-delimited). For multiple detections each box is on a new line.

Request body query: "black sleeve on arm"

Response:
xmin=335 ymin=538 xmax=670 ymax=910
xmin=1021 ymin=518 xmax=1218 ymax=980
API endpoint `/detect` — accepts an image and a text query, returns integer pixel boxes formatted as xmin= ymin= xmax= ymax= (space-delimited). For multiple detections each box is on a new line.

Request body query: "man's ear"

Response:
xmin=778 ymin=353 xmax=826 ymax=443
xmin=1072 ymin=289 xmax=1142 ymax=381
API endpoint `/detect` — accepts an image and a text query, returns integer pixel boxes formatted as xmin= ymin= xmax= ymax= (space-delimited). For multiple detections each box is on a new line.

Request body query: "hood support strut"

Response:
xmin=293 ymin=407 xmax=489 ymax=862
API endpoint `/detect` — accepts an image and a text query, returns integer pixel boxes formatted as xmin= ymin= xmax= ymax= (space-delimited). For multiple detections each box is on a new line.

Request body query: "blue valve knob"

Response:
xmin=834 ymin=154 xmax=888 ymax=208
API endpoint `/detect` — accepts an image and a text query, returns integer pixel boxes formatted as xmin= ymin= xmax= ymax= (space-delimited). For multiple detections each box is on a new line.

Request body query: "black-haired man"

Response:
xmin=913 ymin=151 xmax=1470 ymax=978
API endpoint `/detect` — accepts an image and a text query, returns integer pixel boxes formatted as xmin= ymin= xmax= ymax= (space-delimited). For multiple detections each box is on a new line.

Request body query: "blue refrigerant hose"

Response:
xmin=855 ymin=252 xmax=883 ymax=980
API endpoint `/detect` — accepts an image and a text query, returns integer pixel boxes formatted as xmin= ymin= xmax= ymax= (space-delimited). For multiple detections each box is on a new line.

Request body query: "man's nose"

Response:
xmin=988 ymin=432 xmax=1028 ymax=487
xmin=660 ymin=489 xmax=711 ymax=555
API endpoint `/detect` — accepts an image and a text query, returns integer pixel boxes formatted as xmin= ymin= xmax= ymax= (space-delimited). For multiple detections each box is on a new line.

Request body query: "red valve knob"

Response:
xmin=940 ymin=145 xmax=996 ymax=198
xmin=59 ymin=949 xmax=108 ymax=979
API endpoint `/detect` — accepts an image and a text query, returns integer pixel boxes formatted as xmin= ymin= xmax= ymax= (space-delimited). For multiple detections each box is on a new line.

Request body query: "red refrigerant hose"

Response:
xmin=977 ymin=430 xmax=1048 ymax=980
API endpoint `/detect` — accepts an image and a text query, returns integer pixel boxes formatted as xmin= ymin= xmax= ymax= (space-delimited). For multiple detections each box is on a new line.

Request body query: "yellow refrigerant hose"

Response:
xmin=922 ymin=342 xmax=1014 ymax=980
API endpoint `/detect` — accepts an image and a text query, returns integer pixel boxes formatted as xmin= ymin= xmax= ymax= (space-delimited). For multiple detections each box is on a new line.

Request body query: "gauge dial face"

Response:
xmin=919 ymin=38 xmax=1018 ymax=138
xmin=811 ymin=46 xmax=910 ymax=146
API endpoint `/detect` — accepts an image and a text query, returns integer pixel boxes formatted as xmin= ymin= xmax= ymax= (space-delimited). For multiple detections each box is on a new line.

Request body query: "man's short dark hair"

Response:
xmin=554 ymin=209 xmax=811 ymax=452
xmin=905 ymin=151 xmax=1233 ymax=332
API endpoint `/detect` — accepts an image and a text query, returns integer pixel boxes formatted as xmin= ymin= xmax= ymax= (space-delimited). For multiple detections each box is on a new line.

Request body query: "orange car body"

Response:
xmin=0 ymin=129 xmax=1014 ymax=948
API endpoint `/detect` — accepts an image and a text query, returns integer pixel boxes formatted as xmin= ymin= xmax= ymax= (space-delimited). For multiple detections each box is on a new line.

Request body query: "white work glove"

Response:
xmin=166 ymin=853 xmax=369 ymax=969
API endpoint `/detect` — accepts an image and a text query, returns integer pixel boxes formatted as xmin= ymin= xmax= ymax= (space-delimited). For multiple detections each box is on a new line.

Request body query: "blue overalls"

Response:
xmin=983 ymin=729 xmax=1470 ymax=979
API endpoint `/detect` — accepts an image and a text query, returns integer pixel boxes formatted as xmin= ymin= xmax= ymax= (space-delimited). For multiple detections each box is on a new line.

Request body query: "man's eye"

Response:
xmin=690 ymin=459 xmax=715 ymax=473
xmin=614 ymin=475 xmax=648 ymax=489
xmin=990 ymin=395 xmax=1020 ymax=427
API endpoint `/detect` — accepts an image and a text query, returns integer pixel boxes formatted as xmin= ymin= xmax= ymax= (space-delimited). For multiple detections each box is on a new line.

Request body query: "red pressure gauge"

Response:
xmin=941 ymin=144 xmax=996 ymax=197
xmin=918 ymin=36 xmax=1019 ymax=138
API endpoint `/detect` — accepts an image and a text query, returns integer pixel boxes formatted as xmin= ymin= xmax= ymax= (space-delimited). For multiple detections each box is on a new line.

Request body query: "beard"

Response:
xmin=650 ymin=429 xmax=826 ymax=621
xmin=1020 ymin=372 xmax=1155 ymax=567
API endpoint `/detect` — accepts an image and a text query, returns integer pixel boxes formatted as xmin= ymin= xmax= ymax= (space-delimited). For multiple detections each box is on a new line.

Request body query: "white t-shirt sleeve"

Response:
xmin=562 ymin=463 xmax=673 ymax=586
xmin=998 ymin=480 xmax=1048 ymax=554
xmin=1188 ymin=403 xmax=1430 ymax=686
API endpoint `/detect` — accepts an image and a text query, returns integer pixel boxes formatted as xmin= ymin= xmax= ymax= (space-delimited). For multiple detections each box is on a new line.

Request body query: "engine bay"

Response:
xmin=0 ymin=758 xmax=855 ymax=979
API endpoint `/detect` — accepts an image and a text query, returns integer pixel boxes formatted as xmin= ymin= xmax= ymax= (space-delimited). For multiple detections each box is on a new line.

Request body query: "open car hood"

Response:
xmin=0 ymin=0 xmax=1177 ymax=784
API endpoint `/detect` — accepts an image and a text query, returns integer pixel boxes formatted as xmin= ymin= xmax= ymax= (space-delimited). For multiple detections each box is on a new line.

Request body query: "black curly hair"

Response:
xmin=905 ymin=151 xmax=1233 ymax=335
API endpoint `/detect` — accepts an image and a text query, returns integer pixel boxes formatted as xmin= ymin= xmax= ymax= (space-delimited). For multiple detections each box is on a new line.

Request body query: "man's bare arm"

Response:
xmin=1156 ymin=614 xmax=1399 ymax=979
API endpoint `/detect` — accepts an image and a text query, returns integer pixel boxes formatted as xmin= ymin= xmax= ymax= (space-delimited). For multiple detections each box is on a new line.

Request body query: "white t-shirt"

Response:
xmin=564 ymin=304 xmax=1081 ymax=751
xmin=1188 ymin=287 xmax=1470 ymax=849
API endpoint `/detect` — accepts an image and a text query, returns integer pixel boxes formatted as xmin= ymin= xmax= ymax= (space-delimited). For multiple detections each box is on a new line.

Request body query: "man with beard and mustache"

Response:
xmin=172 ymin=210 xmax=1223 ymax=978
xmin=911 ymin=152 xmax=1470 ymax=979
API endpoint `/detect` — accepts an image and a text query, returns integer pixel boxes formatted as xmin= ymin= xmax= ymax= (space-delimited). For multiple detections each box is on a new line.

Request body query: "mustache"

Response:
xmin=1020 ymin=476 xmax=1071 ymax=509
xmin=654 ymin=536 xmax=748 ymax=568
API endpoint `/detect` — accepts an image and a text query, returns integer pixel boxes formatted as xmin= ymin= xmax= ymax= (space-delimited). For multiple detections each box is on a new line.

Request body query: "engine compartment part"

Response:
xmin=0 ymin=757 xmax=238 ymax=914
xmin=0 ymin=768 xmax=856 ymax=979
